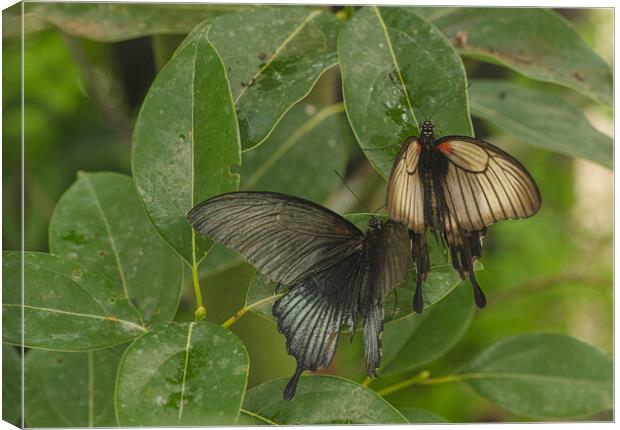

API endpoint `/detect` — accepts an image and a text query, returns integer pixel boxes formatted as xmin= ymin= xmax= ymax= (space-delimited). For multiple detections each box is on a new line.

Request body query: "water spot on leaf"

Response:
xmin=71 ymin=269 xmax=83 ymax=280
xmin=61 ymin=230 xmax=86 ymax=245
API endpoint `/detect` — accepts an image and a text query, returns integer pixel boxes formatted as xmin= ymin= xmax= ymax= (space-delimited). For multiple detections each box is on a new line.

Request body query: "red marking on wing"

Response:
xmin=416 ymin=142 xmax=422 ymax=153
xmin=437 ymin=142 xmax=452 ymax=154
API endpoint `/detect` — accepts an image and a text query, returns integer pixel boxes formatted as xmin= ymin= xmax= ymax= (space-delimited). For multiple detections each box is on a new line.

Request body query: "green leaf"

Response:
xmin=422 ymin=8 xmax=612 ymax=105
xmin=398 ymin=407 xmax=449 ymax=423
xmin=115 ymin=322 xmax=249 ymax=426
xmin=2 ymin=252 xmax=146 ymax=351
xmin=24 ymin=350 xmax=119 ymax=427
xmin=132 ymin=25 xmax=241 ymax=264
xmin=203 ymin=7 xmax=343 ymax=149
xmin=243 ymin=375 xmax=408 ymax=424
xmin=460 ymin=333 xmax=613 ymax=419
xmin=380 ymin=283 xmax=475 ymax=376
xmin=338 ymin=6 xmax=472 ymax=178
xmin=240 ymin=102 xmax=350 ymax=200
xmin=200 ymin=101 xmax=352 ymax=277
xmin=23 ymin=2 xmax=252 ymax=42
xmin=469 ymin=79 xmax=612 ymax=168
xmin=244 ymin=214 xmax=467 ymax=324
xmin=2 ymin=345 xmax=21 ymax=427
xmin=49 ymin=171 xmax=184 ymax=325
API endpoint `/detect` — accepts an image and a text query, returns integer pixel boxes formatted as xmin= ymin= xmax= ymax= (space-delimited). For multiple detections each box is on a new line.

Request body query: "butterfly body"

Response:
xmin=187 ymin=192 xmax=412 ymax=400
xmin=387 ymin=120 xmax=541 ymax=312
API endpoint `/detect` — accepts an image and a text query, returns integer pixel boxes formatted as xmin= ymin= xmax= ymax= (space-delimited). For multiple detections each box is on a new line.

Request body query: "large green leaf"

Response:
xmin=379 ymin=282 xmax=474 ymax=376
xmin=338 ymin=6 xmax=472 ymax=178
xmin=21 ymin=2 xmax=251 ymax=42
xmin=132 ymin=25 xmax=241 ymax=265
xmin=115 ymin=322 xmax=249 ymax=426
xmin=469 ymin=79 xmax=612 ymax=168
xmin=244 ymin=214 xmax=466 ymax=324
xmin=399 ymin=407 xmax=448 ymax=423
xmin=239 ymin=102 xmax=351 ymax=200
xmin=243 ymin=375 xmax=407 ymax=424
xmin=24 ymin=350 xmax=119 ymax=427
xmin=2 ymin=345 xmax=21 ymax=427
xmin=422 ymin=8 xmax=612 ymax=105
xmin=460 ymin=333 xmax=613 ymax=419
xmin=200 ymin=102 xmax=352 ymax=276
xmin=2 ymin=252 xmax=146 ymax=351
xmin=189 ymin=7 xmax=342 ymax=149
xmin=49 ymin=171 xmax=184 ymax=325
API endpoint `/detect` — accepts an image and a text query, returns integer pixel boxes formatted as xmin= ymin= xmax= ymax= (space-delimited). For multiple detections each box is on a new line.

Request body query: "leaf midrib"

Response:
xmin=233 ymin=9 xmax=322 ymax=106
xmin=5 ymin=304 xmax=146 ymax=333
xmin=83 ymin=175 xmax=130 ymax=300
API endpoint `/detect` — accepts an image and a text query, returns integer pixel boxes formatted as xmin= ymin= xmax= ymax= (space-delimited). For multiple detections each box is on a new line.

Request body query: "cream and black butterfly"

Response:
xmin=187 ymin=191 xmax=412 ymax=400
xmin=387 ymin=120 xmax=542 ymax=313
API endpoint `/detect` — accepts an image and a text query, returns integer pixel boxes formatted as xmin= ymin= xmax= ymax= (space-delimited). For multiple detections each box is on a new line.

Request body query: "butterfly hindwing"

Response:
xmin=187 ymin=191 xmax=365 ymax=285
xmin=273 ymin=250 xmax=366 ymax=400
xmin=362 ymin=220 xmax=413 ymax=375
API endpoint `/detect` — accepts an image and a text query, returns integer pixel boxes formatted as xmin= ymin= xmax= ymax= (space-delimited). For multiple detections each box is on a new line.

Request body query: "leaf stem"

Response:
xmin=376 ymin=370 xmax=459 ymax=397
xmin=191 ymin=232 xmax=206 ymax=321
xmin=240 ymin=408 xmax=279 ymax=425
xmin=221 ymin=293 xmax=285 ymax=329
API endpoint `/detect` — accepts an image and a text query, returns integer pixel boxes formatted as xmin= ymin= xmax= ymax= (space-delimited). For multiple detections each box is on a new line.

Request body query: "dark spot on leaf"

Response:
xmin=178 ymin=134 xmax=185 ymax=140
xmin=498 ymin=91 xmax=507 ymax=100
xmin=109 ymin=297 xmax=116 ymax=304
xmin=56 ymin=357 xmax=64 ymax=364
xmin=573 ymin=71 xmax=586 ymax=81
xmin=258 ymin=52 xmax=267 ymax=61
xmin=97 ymin=250 xmax=108 ymax=257
xmin=454 ymin=31 xmax=468 ymax=48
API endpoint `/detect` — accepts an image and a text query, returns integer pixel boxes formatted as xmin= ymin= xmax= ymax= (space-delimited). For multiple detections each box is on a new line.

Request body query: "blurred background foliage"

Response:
xmin=3 ymin=3 xmax=612 ymax=423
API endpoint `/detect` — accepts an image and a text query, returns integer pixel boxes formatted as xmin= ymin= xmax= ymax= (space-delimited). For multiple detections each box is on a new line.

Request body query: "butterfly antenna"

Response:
xmin=428 ymin=81 xmax=473 ymax=121
xmin=333 ymin=170 xmax=373 ymax=214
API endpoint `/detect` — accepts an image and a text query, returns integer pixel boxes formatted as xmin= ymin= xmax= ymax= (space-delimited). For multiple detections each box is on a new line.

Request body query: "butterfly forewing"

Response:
xmin=187 ymin=192 xmax=365 ymax=285
xmin=438 ymin=137 xmax=542 ymax=231
xmin=386 ymin=138 xmax=425 ymax=232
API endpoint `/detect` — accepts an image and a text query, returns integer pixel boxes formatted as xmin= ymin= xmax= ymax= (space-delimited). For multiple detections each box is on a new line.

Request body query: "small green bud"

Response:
xmin=195 ymin=306 xmax=207 ymax=321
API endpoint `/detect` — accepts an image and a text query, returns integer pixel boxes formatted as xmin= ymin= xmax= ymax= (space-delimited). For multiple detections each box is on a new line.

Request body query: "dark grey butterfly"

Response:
xmin=187 ymin=191 xmax=411 ymax=400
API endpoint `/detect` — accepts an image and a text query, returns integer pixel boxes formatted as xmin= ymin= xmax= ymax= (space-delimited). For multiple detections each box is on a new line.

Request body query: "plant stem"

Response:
xmin=361 ymin=376 xmax=372 ymax=387
xmin=221 ymin=293 xmax=285 ymax=329
xmin=191 ymin=232 xmax=206 ymax=321
xmin=377 ymin=370 xmax=431 ymax=396
xmin=240 ymin=408 xmax=279 ymax=425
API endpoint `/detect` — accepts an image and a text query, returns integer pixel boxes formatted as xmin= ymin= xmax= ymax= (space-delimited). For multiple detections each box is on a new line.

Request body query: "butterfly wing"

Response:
xmin=187 ymin=191 xmax=364 ymax=285
xmin=436 ymin=137 xmax=542 ymax=232
xmin=363 ymin=220 xmax=413 ymax=375
xmin=386 ymin=137 xmax=425 ymax=233
xmin=273 ymin=250 xmax=366 ymax=400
